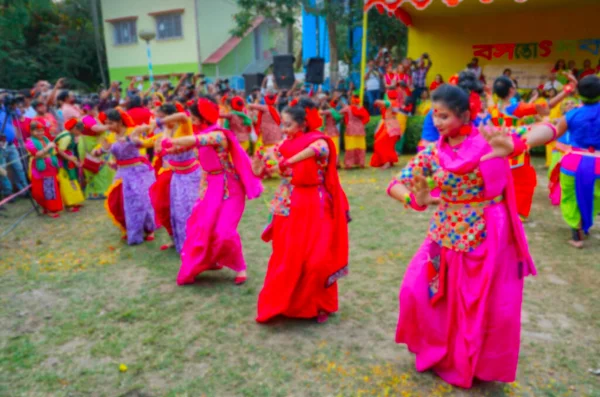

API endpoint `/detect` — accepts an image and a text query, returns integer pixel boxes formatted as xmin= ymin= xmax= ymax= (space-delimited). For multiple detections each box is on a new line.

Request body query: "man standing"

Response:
xmin=364 ymin=59 xmax=382 ymax=115
xmin=0 ymin=96 xmax=28 ymax=201
xmin=411 ymin=53 xmax=432 ymax=105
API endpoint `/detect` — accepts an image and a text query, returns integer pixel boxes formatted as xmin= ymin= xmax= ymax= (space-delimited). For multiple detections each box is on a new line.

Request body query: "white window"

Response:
xmin=113 ymin=19 xmax=137 ymax=45
xmin=156 ymin=13 xmax=183 ymax=40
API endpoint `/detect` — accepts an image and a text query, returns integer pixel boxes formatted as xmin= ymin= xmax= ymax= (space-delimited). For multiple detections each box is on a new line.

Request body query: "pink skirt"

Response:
xmin=396 ymin=203 xmax=525 ymax=388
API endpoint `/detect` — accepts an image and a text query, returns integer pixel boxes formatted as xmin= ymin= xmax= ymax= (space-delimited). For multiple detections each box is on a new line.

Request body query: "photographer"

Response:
xmin=0 ymin=95 xmax=28 ymax=201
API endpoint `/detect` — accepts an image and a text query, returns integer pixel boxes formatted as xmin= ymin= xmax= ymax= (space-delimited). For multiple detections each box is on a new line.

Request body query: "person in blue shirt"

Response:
xmin=522 ymin=75 xmax=600 ymax=248
xmin=0 ymin=99 xmax=28 ymax=201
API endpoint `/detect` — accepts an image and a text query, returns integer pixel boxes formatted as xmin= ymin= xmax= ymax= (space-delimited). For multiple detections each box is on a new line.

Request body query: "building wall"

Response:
xmin=101 ymin=0 xmax=199 ymax=77
xmin=407 ymin=5 xmax=600 ymax=87
xmin=216 ymin=33 xmax=255 ymax=77
xmin=196 ymin=0 xmax=239 ymax=62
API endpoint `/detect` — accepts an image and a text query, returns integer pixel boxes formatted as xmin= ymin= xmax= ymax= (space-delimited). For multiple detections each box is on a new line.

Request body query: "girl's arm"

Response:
xmin=165 ymin=130 xmax=226 ymax=150
xmin=160 ymin=112 xmax=189 ymax=125
xmin=129 ymin=125 xmax=152 ymax=146
xmin=285 ymin=139 xmax=328 ymax=165
xmin=525 ymin=118 xmax=567 ymax=148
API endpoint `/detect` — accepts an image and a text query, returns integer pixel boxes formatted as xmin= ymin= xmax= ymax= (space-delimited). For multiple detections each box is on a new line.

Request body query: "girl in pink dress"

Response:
xmin=160 ymin=97 xmax=263 ymax=286
xmin=386 ymin=84 xmax=535 ymax=388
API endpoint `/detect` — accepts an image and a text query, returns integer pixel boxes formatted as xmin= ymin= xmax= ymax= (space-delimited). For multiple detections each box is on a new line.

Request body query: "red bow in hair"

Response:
xmin=468 ymin=91 xmax=482 ymax=121
xmin=305 ymin=107 xmax=323 ymax=131
xmin=154 ymin=101 xmax=163 ymax=108
xmin=64 ymin=118 xmax=78 ymax=131
xmin=387 ymin=90 xmax=398 ymax=100
xmin=197 ymin=98 xmax=219 ymax=125
xmin=98 ymin=112 xmax=107 ymax=123
xmin=329 ymin=99 xmax=338 ymax=108
xmin=289 ymin=98 xmax=299 ymax=107
xmin=186 ymin=99 xmax=195 ymax=108
xmin=221 ymin=94 xmax=229 ymax=105
xmin=116 ymin=108 xmax=135 ymax=127
xmin=351 ymin=95 xmax=360 ymax=106
xmin=231 ymin=96 xmax=244 ymax=112
xmin=449 ymin=75 xmax=459 ymax=85
xmin=175 ymin=102 xmax=185 ymax=113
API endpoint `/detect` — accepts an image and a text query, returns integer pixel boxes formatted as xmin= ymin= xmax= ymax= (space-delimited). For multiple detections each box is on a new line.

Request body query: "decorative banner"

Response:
xmin=365 ymin=0 xmax=529 ymax=16
xmin=472 ymin=39 xmax=600 ymax=61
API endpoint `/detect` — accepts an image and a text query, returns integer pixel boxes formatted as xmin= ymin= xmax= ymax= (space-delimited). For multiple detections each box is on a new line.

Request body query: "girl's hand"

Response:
xmin=480 ymin=123 xmax=514 ymax=161
xmin=413 ymin=175 xmax=440 ymax=207
xmin=46 ymin=142 xmax=56 ymax=151
xmin=100 ymin=138 xmax=111 ymax=151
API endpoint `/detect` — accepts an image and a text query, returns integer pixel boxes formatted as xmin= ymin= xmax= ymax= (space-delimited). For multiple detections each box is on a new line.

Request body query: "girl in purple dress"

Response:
xmin=154 ymin=103 xmax=201 ymax=253
xmin=102 ymin=109 xmax=156 ymax=245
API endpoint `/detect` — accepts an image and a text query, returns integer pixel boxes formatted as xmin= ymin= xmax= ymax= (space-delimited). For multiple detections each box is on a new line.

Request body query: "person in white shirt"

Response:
xmin=364 ymin=60 xmax=382 ymax=115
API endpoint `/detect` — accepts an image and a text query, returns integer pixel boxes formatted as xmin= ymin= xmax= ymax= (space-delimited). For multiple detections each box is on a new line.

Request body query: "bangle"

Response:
xmin=386 ymin=179 xmax=400 ymax=196
xmin=407 ymin=192 xmax=427 ymax=212
xmin=541 ymin=122 xmax=558 ymax=141
xmin=156 ymin=118 xmax=164 ymax=130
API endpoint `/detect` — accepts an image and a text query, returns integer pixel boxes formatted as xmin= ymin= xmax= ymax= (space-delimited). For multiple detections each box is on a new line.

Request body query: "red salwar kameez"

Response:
xmin=25 ymin=137 xmax=64 ymax=214
xmin=256 ymin=132 xmax=350 ymax=322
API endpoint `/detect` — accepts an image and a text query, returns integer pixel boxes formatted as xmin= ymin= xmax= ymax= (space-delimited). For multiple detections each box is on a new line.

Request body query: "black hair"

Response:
xmin=57 ymin=90 xmax=70 ymax=103
xmin=298 ymin=97 xmax=317 ymax=110
xmin=127 ymin=95 xmax=142 ymax=109
xmin=31 ymin=99 xmax=45 ymax=109
xmin=493 ymin=76 xmax=515 ymax=99
xmin=73 ymin=122 xmax=85 ymax=131
xmin=105 ymin=109 xmax=123 ymax=123
xmin=578 ymin=75 xmax=600 ymax=102
xmin=503 ymin=68 xmax=512 ymax=75
xmin=158 ymin=103 xmax=178 ymax=115
xmin=282 ymin=106 xmax=306 ymax=126
xmin=431 ymin=84 xmax=470 ymax=116
xmin=554 ymin=59 xmax=566 ymax=71
xmin=188 ymin=95 xmax=218 ymax=121
xmin=143 ymin=97 xmax=151 ymax=107
xmin=457 ymin=71 xmax=483 ymax=94
xmin=19 ymin=89 xmax=33 ymax=98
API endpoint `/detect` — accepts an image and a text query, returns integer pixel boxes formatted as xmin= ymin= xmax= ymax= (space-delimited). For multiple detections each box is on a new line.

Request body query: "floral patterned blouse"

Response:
xmin=195 ymin=130 xmax=238 ymax=201
xmin=267 ymin=139 xmax=329 ymax=217
xmin=390 ymin=143 xmax=503 ymax=252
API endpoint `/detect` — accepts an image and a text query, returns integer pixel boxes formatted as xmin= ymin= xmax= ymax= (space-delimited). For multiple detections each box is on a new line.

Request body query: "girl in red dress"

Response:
xmin=255 ymin=99 xmax=350 ymax=324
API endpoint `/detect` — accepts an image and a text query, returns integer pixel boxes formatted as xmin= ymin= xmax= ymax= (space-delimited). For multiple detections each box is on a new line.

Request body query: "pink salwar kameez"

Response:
xmin=388 ymin=127 xmax=535 ymax=388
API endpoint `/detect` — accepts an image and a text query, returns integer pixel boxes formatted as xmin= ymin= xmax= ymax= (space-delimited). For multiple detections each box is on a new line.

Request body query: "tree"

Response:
xmin=0 ymin=0 xmax=107 ymax=90
xmin=367 ymin=9 xmax=407 ymax=61
xmin=232 ymin=0 xmax=360 ymax=87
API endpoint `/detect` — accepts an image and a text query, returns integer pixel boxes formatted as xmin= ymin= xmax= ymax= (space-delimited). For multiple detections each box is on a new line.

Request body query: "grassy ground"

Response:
xmin=0 ymin=157 xmax=598 ymax=397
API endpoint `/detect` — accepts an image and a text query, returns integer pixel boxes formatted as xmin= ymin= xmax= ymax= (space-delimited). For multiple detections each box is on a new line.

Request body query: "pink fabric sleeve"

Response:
xmin=24 ymin=139 xmax=37 ymax=155
xmin=82 ymin=115 xmax=97 ymax=129
xmin=479 ymin=157 xmax=507 ymax=199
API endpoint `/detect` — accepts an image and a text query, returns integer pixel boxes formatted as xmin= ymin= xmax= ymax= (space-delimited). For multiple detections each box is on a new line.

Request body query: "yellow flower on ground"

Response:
xmin=119 ymin=363 xmax=128 ymax=372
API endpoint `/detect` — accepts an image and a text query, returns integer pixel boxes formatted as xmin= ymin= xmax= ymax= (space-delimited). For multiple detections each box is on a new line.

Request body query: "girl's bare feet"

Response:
xmin=234 ymin=270 xmax=247 ymax=285
xmin=568 ymin=240 xmax=584 ymax=249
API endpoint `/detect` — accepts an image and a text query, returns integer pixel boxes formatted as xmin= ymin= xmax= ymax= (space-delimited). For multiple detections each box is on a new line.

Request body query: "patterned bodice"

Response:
xmin=111 ymin=139 xmax=141 ymax=161
xmin=393 ymin=144 xmax=503 ymax=252
xmin=269 ymin=139 xmax=329 ymax=217
xmin=195 ymin=129 xmax=238 ymax=200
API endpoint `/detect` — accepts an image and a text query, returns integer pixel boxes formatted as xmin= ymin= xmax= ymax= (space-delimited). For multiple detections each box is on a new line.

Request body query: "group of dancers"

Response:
xmin=23 ymin=71 xmax=600 ymax=388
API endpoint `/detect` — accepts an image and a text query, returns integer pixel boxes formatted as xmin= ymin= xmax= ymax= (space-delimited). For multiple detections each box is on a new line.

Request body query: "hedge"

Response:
xmin=361 ymin=115 xmax=544 ymax=155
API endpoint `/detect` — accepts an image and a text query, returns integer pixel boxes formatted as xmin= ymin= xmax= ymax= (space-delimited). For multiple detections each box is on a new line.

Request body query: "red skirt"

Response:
xmin=370 ymin=128 xmax=399 ymax=168
xmin=31 ymin=176 xmax=63 ymax=213
xmin=149 ymin=169 xmax=173 ymax=236
xmin=512 ymin=164 xmax=537 ymax=219
xmin=257 ymin=186 xmax=339 ymax=322
xmin=105 ymin=180 xmax=126 ymax=234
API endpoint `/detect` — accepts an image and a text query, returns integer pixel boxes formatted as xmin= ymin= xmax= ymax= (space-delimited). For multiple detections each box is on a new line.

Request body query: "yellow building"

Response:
xmin=100 ymin=0 xmax=288 ymax=86
xmin=365 ymin=0 xmax=600 ymax=88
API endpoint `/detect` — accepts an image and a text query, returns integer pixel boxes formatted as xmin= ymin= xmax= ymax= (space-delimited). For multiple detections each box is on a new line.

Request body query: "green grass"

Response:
xmin=0 ymin=157 xmax=599 ymax=396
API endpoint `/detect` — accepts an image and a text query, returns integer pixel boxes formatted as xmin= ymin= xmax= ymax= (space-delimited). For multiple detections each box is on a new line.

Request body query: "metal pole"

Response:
xmin=145 ymin=40 xmax=154 ymax=86
xmin=359 ymin=5 xmax=368 ymax=107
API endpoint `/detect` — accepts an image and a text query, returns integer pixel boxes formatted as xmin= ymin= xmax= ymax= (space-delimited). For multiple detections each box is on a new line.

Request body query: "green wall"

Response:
xmin=212 ymin=32 xmax=254 ymax=77
xmin=108 ymin=62 xmax=200 ymax=85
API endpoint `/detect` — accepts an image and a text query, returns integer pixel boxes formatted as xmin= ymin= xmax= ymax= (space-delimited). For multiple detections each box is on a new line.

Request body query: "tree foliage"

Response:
xmin=0 ymin=0 xmax=106 ymax=91
xmin=367 ymin=9 xmax=408 ymax=60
